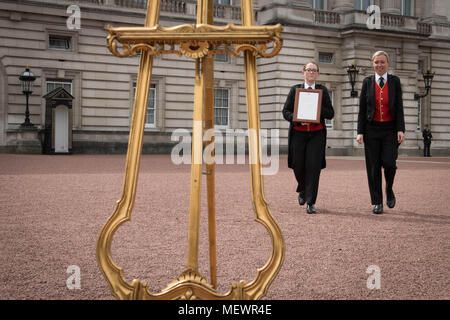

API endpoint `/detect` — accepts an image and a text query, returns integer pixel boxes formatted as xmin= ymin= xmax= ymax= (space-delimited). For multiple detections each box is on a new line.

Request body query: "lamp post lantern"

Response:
xmin=19 ymin=65 xmax=36 ymax=127
xmin=414 ymin=69 xmax=435 ymax=100
xmin=346 ymin=63 xmax=359 ymax=98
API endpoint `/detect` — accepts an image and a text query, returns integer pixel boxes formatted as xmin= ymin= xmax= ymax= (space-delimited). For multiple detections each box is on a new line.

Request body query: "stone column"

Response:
xmin=332 ymin=0 xmax=354 ymax=12
xmin=382 ymin=0 xmax=401 ymax=14
xmin=423 ymin=0 xmax=448 ymax=23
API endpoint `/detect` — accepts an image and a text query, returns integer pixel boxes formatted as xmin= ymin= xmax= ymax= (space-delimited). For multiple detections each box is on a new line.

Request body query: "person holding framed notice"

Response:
xmin=356 ymin=51 xmax=405 ymax=214
xmin=282 ymin=61 xmax=334 ymax=214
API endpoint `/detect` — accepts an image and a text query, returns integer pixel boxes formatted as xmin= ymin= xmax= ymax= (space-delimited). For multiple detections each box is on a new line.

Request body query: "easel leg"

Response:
xmin=204 ymin=53 xmax=217 ymax=289
xmin=187 ymin=58 xmax=204 ymax=272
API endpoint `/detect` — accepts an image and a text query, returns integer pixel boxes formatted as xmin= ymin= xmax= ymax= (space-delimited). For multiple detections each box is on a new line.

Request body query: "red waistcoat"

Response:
xmin=374 ymin=80 xmax=392 ymax=122
xmin=293 ymin=123 xmax=324 ymax=132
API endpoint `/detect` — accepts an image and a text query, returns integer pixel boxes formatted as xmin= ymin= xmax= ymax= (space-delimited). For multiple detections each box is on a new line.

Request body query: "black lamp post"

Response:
xmin=346 ymin=63 xmax=359 ymax=97
xmin=19 ymin=65 xmax=36 ymax=127
xmin=414 ymin=69 xmax=435 ymax=100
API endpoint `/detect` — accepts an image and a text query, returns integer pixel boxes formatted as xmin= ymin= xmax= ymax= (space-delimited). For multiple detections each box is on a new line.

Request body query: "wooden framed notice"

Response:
xmin=293 ymin=88 xmax=323 ymax=123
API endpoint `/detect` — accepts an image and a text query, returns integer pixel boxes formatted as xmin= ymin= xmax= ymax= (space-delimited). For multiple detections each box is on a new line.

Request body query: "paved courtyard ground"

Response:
xmin=0 ymin=154 xmax=449 ymax=300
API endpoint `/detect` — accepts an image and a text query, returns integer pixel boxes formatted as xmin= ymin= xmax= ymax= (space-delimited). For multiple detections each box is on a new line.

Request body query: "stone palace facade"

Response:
xmin=1 ymin=0 xmax=449 ymax=155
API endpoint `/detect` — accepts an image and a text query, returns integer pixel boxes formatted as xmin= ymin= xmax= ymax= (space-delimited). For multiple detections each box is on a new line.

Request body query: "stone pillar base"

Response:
xmin=4 ymin=127 xmax=43 ymax=154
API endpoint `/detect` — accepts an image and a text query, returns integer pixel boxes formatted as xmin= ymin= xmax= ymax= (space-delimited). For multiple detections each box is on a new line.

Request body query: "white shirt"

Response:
xmin=375 ymin=73 xmax=387 ymax=86
xmin=304 ymin=83 xmax=316 ymax=90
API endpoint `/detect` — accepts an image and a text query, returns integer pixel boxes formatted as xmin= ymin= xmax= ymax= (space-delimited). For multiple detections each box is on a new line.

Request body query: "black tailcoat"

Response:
xmin=282 ymin=83 xmax=335 ymax=169
xmin=357 ymin=74 xmax=405 ymax=134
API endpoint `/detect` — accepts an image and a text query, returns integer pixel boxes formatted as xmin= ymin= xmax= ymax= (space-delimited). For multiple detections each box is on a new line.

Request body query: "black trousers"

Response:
xmin=424 ymin=142 xmax=431 ymax=157
xmin=291 ymin=129 xmax=326 ymax=205
xmin=363 ymin=122 xmax=398 ymax=205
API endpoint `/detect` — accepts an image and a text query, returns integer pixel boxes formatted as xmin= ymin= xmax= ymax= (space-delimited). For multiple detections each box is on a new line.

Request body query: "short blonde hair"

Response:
xmin=372 ymin=51 xmax=390 ymax=63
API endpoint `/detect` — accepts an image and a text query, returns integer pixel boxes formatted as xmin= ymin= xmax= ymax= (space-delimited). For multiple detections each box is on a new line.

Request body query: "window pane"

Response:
xmin=214 ymin=88 xmax=229 ymax=127
xmin=132 ymin=83 xmax=156 ymax=126
xmin=214 ymin=54 xmax=229 ymax=63
xmin=355 ymin=0 xmax=371 ymax=10
xmin=317 ymin=0 xmax=324 ymax=9
xmin=223 ymin=96 xmax=229 ymax=108
xmin=403 ymin=0 xmax=412 ymax=16
xmin=49 ymin=35 xmax=71 ymax=50
xmin=309 ymin=0 xmax=325 ymax=9
xmin=146 ymin=112 xmax=154 ymax=125
xmin=63 ymin=83 xmax=71 ymax=92
xmin=46 ymin=81 xmax=72 ymax=94
xmin=363 ymin=0 xmax=370 ymax=10
xmin=319 ymin=52 xmax=334 ymax=64
xmin=214 ymin=0 xmax=231 ymax=5
xmin=147 ymin=86 xmax=156 ymax=126
xmin=418 ymin=60 xmax=424 ymax=73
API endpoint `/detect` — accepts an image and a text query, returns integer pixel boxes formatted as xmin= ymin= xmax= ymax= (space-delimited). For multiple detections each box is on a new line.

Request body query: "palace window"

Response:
xmin=132 ymin=83 xmax=156 ymax=127
xmin=214 ymin=88 xmax=230 ymax=127
xmin=46 ymin=80 xmax=72 ymax=94
xmin=214 ymin=0 xmax=231 ymax=5
xmin=130 ymin=0 xmax=147 ymax=8
xmin=401 ymin=0 xmax=414 ymax=16
xmin=309 ymin=0 xmax=326 ymax=10
xmin=354 ymin=0 xmax=371 ymax=11
xmin=49 ymin=35 xmax=71 ymax=51
xmin=214 ymin=54 xmax=229 ymax=63
xmin=319 ymin=52 xmax=334 ymax=64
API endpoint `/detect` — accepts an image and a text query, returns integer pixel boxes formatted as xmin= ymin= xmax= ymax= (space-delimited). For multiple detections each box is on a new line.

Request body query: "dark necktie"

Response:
xmin=307 ymin=87 xmax=312 ymax=90
xmin=379 ymin=77 xmax=384 ymax=88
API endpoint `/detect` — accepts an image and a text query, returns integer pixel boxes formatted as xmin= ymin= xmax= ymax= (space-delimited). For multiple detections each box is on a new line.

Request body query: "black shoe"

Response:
xmin=306 ymin=204 xmax=316 ymax=214
xmin=298 ymin=194 xmax=306 ymax=206
xmin=372 ymin=204 xmax=383 ymax=214
xmin=386 ymin=190 xmax=396 ymax=208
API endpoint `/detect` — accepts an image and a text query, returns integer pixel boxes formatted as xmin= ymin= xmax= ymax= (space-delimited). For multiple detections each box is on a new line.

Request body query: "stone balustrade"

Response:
xmin=314 ymin=10 xmax=341 ymax=25
xmin=75 ymin=0 xmax=240 ymax=20
xmin=417 ymin=22 xmax=432 ymax=36
xmin=381 ymin=13 xmax=405 ymax=28
xmin=213 ymin=3 xmax=241 ymax=20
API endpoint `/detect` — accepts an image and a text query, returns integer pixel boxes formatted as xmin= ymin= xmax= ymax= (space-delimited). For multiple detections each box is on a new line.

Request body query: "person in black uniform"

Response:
xmin=282 ymin=61 xmax=334 ymax=214
xmin=422 ymin=125 xmax=432 ymax=157
xmin=356 ymin=51 xmax=405 ymax=214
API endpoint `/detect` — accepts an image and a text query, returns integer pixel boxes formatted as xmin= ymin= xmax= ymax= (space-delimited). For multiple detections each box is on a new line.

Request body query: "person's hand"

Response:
xmin=398 ymin=131 xmax=405 ymax=144
xmin=356 ymin=134 xmax=364 ymax=144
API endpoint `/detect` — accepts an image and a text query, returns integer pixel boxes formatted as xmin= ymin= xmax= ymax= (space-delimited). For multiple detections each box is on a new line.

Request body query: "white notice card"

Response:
xmin=296 ymin=91 xmax=319 ymax=121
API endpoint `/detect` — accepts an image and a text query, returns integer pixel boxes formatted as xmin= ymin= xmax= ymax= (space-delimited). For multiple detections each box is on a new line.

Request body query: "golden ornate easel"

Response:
xmin=96 ymin=0 xmax=284 ymax=300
